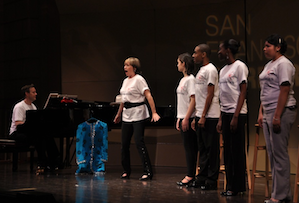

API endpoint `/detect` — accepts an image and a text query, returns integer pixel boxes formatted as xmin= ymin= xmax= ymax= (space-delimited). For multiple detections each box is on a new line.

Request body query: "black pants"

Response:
xmin=121 ymin=120 xmax=152 ymax=175
xmin=221 ymin=113 xmax=247 ymax=192
xmin=179 ymin=118 xmax=198 ymax=178
xmin=195 ymin=117 xmax=219 ymax=186
xmin=9 ymin=131 xmax=60 ymax=167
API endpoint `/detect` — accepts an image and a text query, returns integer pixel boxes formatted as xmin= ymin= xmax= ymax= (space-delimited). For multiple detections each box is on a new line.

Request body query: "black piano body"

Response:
xmin=17 ymin=100 xmax=119 ymax=168
xmin=17 ymin=98 xmax=175 ymax=168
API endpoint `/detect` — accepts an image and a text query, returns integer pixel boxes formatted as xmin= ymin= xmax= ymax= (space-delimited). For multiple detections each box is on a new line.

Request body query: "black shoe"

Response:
xmin=120 ymin=172 xmax=130 ymax=179
xmin=282 ymin=198 xmax=291 ymax=203
xmin=46 ymin=165 xmax=59 ymax=172
xmin=139 ymin=173 xmax=152 ymax=181
xmin=264 ymin=200 xmax=282 ymax=203
xmin=201 ymin=183 xmax=217 ymax=190
xmin=36 ymin=166 xmax=46 ymax=175
xmin=264 ymin=200 xmax=274 ymax=203
xmin=265 ymin=199 xmax=287 ymax=203
xmin=177 ymin=177 xmax=194 ymax=187
xmin=190 ymin=179 xmax=205 ymax=188
xmin=220 ymin=191 xmax=238 ymax=196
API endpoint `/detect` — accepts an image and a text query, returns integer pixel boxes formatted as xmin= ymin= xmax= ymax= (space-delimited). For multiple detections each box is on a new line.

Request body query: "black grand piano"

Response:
xmin=18 ymin=93 xmax=175 ymax=168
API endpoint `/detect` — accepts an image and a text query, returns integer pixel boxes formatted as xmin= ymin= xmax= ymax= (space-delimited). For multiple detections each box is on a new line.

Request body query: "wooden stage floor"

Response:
xmin=0 ymin=162 xmax=288 ymax=203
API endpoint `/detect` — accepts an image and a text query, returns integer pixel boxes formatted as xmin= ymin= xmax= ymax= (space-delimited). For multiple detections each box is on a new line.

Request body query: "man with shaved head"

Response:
xmin=191 ymin=44 xmax=220 ymax=190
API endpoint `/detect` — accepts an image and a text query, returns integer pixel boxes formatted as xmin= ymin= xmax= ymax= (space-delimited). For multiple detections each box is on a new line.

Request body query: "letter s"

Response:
xmin=206 ymin=15 xmax=219 ymax=37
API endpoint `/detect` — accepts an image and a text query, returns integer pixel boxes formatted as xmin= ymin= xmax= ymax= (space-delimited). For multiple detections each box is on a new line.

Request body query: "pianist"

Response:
xmin=9 ymin=84 xmax=60 ymax=172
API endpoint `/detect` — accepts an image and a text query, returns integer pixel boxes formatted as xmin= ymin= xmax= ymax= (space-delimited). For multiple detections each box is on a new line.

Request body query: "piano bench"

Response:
xmin=0 ymin=139 xmax=35 ymax=172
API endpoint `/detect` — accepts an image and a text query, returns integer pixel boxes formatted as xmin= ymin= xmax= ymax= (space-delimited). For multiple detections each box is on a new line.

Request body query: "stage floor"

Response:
xmin=0 ymin=162 xmax=286 ymax=203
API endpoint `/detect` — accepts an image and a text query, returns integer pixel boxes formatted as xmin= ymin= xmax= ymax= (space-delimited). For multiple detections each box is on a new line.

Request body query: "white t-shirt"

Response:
xmin=219 ymin=60 xmax=248 ymax=114
xmin=176 ymin=74 xmax=196 ymax=119
xmin=10 ymin=100 xmax=37 ymax=135
xmin=120 ymin=74 xmax=150 ymax=122
xmin=195 ymin=63 xmax=220 ymax=118
xmin=259 ymin=55 xmax=296 ymax=111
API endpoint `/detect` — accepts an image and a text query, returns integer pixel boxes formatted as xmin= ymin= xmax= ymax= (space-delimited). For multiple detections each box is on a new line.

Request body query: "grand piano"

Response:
xmin=18 ymin=93 xmax=175 ymax=168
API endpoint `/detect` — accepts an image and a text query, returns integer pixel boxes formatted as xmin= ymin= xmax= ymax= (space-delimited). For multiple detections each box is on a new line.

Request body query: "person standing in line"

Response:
xmin=258 ymin=34 xmax=296 ymax=203
xmin=175 ymin=53 xmax=198 ymax=187
xmin=191 ymin=44 xmax=220 ymax=190
xmin=113 ymin=57 xmax=160 ymax=181
xmin=217 ymin=39 xmax=248 ymax=196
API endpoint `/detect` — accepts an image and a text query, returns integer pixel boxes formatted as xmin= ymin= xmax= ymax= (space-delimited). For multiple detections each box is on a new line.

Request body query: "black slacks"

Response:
xmin=121 ymin=120 xmax=152 ymax=175
xmin=9 ymin=131 xmax=60 ymax=167
xmin=221 ymin=113 xmax=247 ymax=192
xmin=179 ymin=118 xmax=198 ymax=178
xmin=195 ymin=117 xmax=220 ymax=186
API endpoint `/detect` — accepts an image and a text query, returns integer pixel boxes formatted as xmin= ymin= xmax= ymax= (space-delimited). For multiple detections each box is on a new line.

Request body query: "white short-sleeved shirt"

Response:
xmin=10 ymin=100 xmax=37 ymax=135
xmin=176 ymin=74 xmax=196 ymax=119
xmin=219 ymin=60 xmax=248 ymax=114
xmin=259 ymin=55 xmax=296 ymax=111
xmin=120 ymin=74 xmax=150 ymax=122
xmin=195 ymin=63 xmax=220 ymax=118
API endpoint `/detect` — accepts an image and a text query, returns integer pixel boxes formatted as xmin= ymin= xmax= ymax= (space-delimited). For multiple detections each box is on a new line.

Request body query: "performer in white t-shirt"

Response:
xmin=175 ymin=53 xmax=197 ymax=187
xmin=114 ymin=57 xmax=160 ymax=181
xmin=190 ymin=44 xmax=220 ymax=190
xmin=258 ymin=34 xmax=296 ymax=203
xmin=9 ymin=84 xmax=60 ymax=172
xmin=10 ymin=100 xmax=37 ymax=135
xmin=217 ymin=39 xmax=248 ymax=196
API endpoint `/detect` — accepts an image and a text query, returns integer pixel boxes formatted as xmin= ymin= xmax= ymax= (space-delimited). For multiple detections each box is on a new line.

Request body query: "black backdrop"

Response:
xmin=1 ymin=0 xmax=299 ymax=171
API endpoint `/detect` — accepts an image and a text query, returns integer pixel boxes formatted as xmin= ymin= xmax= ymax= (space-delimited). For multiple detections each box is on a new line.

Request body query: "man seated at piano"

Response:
xmin=9 ymin=84 xmax=60 ymax=173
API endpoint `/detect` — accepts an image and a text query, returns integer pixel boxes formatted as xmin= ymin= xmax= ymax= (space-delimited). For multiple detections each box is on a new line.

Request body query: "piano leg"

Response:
xmin=59 ymin=137 xmax=64 ymax=168
xmin=65 ymin=137 xmax=71 ymax=167
xmin=58 ymin=136 xmax=73 ymax=168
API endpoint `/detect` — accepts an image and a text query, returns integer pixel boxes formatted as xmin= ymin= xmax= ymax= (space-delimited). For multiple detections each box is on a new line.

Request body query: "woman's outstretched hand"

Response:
xmin=151 ymin=112 xmax=161 ymax=122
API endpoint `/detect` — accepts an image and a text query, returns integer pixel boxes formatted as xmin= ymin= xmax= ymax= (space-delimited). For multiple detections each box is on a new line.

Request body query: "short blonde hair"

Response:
xmin=125 ymin=57 xmax=141 ymax=73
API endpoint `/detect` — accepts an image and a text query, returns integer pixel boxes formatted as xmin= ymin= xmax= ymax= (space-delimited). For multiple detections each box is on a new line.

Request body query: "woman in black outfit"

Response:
xmin=217 ymin=39 xmax=249 ymax=196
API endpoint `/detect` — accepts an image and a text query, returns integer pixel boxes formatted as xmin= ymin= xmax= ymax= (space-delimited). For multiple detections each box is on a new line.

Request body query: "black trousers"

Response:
xmin=221 ymin=113 xmax=247 ymax=192
xmin=9 ymin=131 xmax=60 ymax=167
xmin=179 ymin=118 xmax=198 ymax=178
xmin=121 ymin=120 xmax=152 ymax=175
xmin=195 ymin=117 xmax=220 ymax=185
